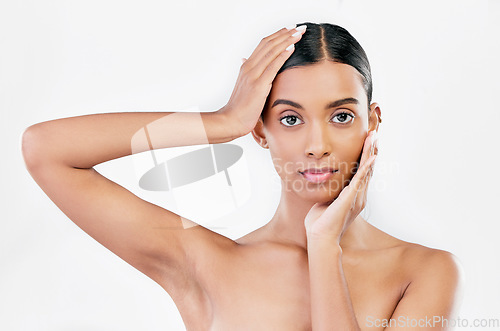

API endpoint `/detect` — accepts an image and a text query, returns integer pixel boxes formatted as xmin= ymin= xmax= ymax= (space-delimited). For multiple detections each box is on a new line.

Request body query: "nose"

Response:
xmin=304 ymin=123 xmax=332 ymax=158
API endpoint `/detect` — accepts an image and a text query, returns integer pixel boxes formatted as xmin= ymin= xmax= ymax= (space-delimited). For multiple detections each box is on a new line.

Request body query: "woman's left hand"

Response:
xmin=304 ymin=130 xmax=379 ymax=243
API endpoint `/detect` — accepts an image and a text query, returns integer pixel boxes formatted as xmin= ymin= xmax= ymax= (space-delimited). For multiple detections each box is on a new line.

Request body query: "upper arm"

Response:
xmin=23 ymin=150 xmax=229 ymax=294
xmin=385 ymin=249 xmax=465 ymax=330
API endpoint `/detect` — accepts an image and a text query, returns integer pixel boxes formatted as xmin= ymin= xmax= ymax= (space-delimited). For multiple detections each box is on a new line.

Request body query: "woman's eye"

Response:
xmin=332 ymin=112 xmax=355 ymax=124
xmin=279 ymin=115 xmax=303 ymax=127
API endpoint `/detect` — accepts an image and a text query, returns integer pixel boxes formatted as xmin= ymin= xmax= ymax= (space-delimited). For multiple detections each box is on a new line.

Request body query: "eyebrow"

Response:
xmin=271 ymin=97 xmax=359 ymax=110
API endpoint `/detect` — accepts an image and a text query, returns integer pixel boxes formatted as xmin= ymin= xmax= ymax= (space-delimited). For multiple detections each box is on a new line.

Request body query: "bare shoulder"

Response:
xmin=367 ymin=222 xmax=462 ymax=271
xmin=400 ymin=241 xmax=465 ymax=295
xmin=388 ymin=235 xmax=463 ymax=281
xmin=402 ymin=242 xmax=462 ymax=273
xmin=362 ymin=224 xmax=466 ymax=322
xmin=361 ymin=222 xmax=465 ymax=321
xmin=367 ymin=222 xmax=464 ymax=303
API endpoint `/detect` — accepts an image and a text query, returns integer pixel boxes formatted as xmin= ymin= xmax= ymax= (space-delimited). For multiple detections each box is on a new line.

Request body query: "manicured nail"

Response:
xmin=291 ymin=25 xmax=307 ymax=37
xmin=285 ymin=44 xmax=294 ymax=51
xmin=286 ymin=24 xmax=297 ymax=30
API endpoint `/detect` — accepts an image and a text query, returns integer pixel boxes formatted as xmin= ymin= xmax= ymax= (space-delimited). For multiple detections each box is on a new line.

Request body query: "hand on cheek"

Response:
xmin=305 ymin=130 xmax=378 ymax=242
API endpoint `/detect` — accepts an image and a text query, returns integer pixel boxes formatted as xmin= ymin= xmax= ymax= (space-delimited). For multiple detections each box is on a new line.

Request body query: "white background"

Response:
xmin=1 ymin=0 xmax=499 ymax=330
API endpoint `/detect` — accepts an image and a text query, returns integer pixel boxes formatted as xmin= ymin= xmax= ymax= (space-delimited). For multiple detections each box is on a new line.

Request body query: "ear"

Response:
xmin=368 ymin=102 xmax=382 ymax=132
xmin=250 ymin=117 xmax=269 ymax=149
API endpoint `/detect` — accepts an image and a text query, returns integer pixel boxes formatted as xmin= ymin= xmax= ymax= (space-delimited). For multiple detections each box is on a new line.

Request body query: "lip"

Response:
xmin=300 ymin=167 xmax=336 ymax=174
xmin=299 ymin=168 xmax=338 ymax=183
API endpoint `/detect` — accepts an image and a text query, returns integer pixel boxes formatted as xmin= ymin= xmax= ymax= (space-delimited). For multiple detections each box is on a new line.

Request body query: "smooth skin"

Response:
xmin=22 ymin=25 xmax=463 ymax=330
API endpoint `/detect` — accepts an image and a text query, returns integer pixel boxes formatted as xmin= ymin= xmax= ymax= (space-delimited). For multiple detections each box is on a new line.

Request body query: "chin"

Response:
xmin=296 ymin=184 xmax=341 ymax=204
xmin=309 ymin=192 xmax=339 ymax=204
xmin=281 ymin=175 xmax=344 ymax=203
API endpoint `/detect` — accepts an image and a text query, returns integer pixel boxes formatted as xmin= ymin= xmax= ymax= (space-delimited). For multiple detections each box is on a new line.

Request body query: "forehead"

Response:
xmin=269 ymin=61 xmax=367 ymax=105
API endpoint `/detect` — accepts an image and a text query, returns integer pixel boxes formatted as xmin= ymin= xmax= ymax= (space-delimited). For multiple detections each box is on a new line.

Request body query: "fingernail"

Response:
xmin=285 ymin=44 xmax=295 ymax=51
xmin=286 ymin=24 xmax=297 ymax=30
xmin=295 ymin=25 xmax=307 ymax=31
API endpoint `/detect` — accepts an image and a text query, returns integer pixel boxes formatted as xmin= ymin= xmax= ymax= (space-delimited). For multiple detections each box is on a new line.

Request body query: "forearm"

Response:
xmin=22 ymin=109 xmax=238 ymax=169
xmin=307 ymin=238 xmax=360 ymax=331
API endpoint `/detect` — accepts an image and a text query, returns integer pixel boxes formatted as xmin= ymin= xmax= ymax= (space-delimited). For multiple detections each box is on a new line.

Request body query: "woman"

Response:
xmin=22 ymin=22 xmax=463 ymax=330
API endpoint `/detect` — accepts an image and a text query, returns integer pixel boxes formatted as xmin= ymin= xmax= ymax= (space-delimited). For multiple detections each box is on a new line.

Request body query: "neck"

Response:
xmin=261 ymin=188 xmax=367 ymax=251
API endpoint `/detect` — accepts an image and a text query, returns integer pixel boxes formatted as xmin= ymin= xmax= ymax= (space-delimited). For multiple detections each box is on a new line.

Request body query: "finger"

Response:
xmin=251 ymin=26 xmax=294 ymax=57
xmin=320 ymin=155 xmax=375 ymax=218
xmin=357 ymin=154 xmax=377 ymax=210
xmin=359 ymin=130 xmax=378 ymax=168
xmin=319 ymin=154 xmax=376 ymax=222
xmin=350 ymin=159 xmax=374 ymax=213
xmin=347 ymin=154 xmax=377 ymax=204
xmin=248 ymin=25 xmax=301 ymax=63
xmin=243 ymin=27 xmax=292 ymax=69
xmin=358 ymin=154 xmax=377 ymax=189
xmin=246 ymin=25 xmax=307 ymax=77
xmin=241 ymin=58 xmax=247 ymax=64
xmin=258 ymin=27 xmax=308 ymax=82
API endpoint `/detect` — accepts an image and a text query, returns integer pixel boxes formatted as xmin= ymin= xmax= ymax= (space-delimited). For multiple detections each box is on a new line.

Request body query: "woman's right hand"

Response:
xmin=218 ymin=24 xmax=307 ymax=137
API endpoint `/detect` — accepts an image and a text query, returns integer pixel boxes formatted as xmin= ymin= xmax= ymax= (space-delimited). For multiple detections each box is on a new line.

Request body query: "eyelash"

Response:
xmin=279 ymin=112 xmax=355 ymax=127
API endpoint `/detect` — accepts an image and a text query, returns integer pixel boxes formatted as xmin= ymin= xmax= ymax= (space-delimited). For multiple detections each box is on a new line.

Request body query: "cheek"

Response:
xmin=334 ymin=134 xmax=366 ymax=176
xmin=268 ymin=143 xmax=297 ymax=178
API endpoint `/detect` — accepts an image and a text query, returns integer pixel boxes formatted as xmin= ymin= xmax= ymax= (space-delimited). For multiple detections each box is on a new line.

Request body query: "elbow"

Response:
xmin=21 ymin=124 xmax=46 ymax=171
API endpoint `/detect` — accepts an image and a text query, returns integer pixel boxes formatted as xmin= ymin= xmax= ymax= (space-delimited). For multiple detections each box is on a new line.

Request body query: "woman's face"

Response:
xmin=253 ymin=61 xmax=379 ymax=204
